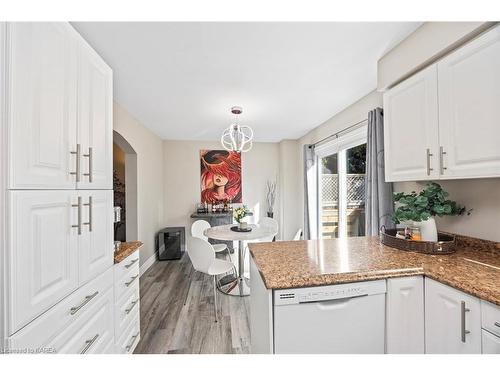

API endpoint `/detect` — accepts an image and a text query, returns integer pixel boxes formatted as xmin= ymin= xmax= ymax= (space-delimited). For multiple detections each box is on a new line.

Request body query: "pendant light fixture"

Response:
xmin=221 ymin=106 xmax=253 ymax=153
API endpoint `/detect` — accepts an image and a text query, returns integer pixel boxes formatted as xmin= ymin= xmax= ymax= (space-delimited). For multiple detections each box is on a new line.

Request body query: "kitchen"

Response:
xmin=0 ymin=3 xmax=499 ymax=371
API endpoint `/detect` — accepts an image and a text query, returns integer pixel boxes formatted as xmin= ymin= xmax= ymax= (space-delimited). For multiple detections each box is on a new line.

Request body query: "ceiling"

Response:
xmin=72 ymin=22 xmax=421 ymax=142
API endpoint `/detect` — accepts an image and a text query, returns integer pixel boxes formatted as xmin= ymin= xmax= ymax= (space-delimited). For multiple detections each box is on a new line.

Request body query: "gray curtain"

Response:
xmin=303 ymin=144 xmax=318 ymax=240
xmin=365 ymin=108 xmax=395 ymax=235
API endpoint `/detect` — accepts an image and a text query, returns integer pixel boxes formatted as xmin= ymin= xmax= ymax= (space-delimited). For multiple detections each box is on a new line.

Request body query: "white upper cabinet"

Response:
xmin=76 ymin=41 xmax=113 ymax=190
xmin=425 ymin=278 xmax=481 ymax=354
xmin=5 ymin=22 xmax=113 ymax=190
xmin=383 ymin=24 xmax=500 ymax=182
xmin=438 ymin=26 xmax=500 ymax=179
xmin=7 ymin=23 xmax=78 ymax=189
xmin=383 ymin=65 xmax=440 ymax=182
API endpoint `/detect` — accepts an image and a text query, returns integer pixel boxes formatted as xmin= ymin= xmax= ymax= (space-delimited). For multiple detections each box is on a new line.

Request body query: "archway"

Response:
xmin=113 ymin=130 xmax=138 ymax=242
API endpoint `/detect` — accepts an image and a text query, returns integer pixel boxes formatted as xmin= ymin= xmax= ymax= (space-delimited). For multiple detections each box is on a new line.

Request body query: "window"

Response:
xmin=315 ymin=124 xmax=367 ymax=239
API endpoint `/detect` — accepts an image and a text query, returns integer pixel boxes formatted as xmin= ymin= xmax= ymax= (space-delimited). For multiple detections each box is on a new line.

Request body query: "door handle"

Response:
xmin=83 ymin=147 xmax=93 ymax=182
xmin=80 ymin=334 xmax=99 ymax=354
xmin=126 ymin=332 xmax=139 ymax=352
xmin=461 ymin=301 xmax=471 ymax=343
xmin=83 ymin=196 xmax=93 ymax=232
xmin=125 ymin=299 xmax=139 ymax=314
xmin=125 ymin=259 xmax=138 ymax=269
xmin=426 ymin=148 xmax=433 ymax=176
xmin=125 ymin=275 xmax=139 ymax=287
xmin=71 ymin=196 xmax=82 ymax=235
xmin=439 ymin=146 xmax=447 ymax=175
xmin=70 ymin=291 xmax=99 ymax=315
xmin=70 ymin=144 xmax=81 ymax=182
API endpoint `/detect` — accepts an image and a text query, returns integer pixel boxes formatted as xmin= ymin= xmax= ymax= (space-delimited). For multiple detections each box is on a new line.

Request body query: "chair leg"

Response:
xmin=213 ymin=275 xmax=218 ymax=323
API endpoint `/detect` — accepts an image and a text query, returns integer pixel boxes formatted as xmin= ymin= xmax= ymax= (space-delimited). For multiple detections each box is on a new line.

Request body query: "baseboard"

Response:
xmin=139 ymin=252 xmax=157 ymax=277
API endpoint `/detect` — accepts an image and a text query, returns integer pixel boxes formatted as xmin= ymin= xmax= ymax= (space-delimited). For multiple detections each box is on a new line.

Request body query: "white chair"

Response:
xmin=191 ymin=220 xmax=232 ymax=262
xmin=187 ymin=237 xmax=234 ymax=322
xmin=293 ymin=228 xmax=303 ymax=241
xmin=259 ymin=217 xmax=279 ymax=242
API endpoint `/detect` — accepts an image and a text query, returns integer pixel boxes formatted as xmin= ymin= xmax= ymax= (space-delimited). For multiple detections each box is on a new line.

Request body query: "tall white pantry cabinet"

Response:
xmin=1 ymin=22 xmax=116 ymax=353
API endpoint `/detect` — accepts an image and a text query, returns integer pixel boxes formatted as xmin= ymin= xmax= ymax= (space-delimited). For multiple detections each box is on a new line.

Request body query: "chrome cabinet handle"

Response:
xmin=461 ymin=301 xmax=471 ymax=343
xmin=494 ymin=322 xmax=500 ymax=328
xmin=80 ymin=334 xmax=99 ymax=354
xmin=70 ymin=291 xmax=99 ymax=315
xmin=125 ymin=259 xmax=138 ymax=269
xmin=83 ymin=147 xmax=93 ymax=182
xmin=426 ymin=148 xmax=433 ymax=176
xmin=125 ymin=299 xmax=139 ymax=314
xmin=439 ymin=146 xmax=447 ymax=175
xmin=125 ymin=275 xmax=139 ymax=287
xmin=70 ymin=144 xmax=81 ymax=182
xmin=71 ymin=196 xmax=82 ymax=235
xmin=83 ymin=196 xmax=93 ymax=232
xmin=126 ymin=333 xmax=139 ymax=352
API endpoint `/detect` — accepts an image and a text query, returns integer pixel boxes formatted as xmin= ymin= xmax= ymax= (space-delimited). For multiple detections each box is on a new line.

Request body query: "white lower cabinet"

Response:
xmin=425 ymin=278 xmax=481 ymax=353
xmin=8 ymin=267 xmax=114 ymax=353
xmin=386 ymin=276 xmax=425 ymax=353
xmin=113 ymin=251 xmax=141 ymax=354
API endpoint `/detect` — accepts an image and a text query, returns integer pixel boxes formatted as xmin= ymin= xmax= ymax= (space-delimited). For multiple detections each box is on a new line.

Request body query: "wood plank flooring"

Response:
xmin=133 ymin=253 xmax=251 ymax=354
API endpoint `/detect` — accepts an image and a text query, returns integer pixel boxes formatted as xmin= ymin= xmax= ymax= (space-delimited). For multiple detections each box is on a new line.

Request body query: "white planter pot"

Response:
xmin=419 ymin=217 xmax=438 ymax=242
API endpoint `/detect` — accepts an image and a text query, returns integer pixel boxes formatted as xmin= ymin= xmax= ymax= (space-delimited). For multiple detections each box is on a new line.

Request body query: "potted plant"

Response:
xmin=392 ymin=182 xmax=470 ymax=241
xmin=234 ymin=205 xmax=250 ymax=230
xmin=266 ymin=179 xmax=277 ymax=218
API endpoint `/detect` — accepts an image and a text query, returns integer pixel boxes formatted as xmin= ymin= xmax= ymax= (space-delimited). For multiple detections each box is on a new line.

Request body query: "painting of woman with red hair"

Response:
xmin=200 ymin=150 xmax=242 ymax=203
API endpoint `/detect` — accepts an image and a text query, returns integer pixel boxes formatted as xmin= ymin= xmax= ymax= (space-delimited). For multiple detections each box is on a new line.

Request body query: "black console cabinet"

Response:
xmin=156 ymin=227 xmax=185 ymax=260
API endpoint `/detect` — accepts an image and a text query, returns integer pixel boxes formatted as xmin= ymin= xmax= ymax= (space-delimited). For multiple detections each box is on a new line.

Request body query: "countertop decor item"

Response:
xmin=266 ymin=179 xmax=277 ymax=218
xmin=392 ymin=182 xmax=470 ymax=241
xmin=230 ymin=225 xmax=252 ymax=233
xmin=234 ymin=205 xmax=250 ymax=229
xmin=380 ymin=226 xmax=456 ymax=254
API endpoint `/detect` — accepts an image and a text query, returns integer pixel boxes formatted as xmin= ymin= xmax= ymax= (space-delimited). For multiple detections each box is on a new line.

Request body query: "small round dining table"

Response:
xmin=204 ymin=223 xmax=277 ymax=297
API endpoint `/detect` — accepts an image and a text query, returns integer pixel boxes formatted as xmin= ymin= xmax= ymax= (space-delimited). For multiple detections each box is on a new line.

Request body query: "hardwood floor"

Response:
xmin=133 ymin=253 xmax=251 ymax=354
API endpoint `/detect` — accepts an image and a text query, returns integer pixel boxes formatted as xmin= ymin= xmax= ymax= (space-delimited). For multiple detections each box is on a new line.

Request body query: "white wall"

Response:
xmin=163 ymin=140 xmax=281 ymax=239
xmin=113 ymin=102 xmax=165 ymax=267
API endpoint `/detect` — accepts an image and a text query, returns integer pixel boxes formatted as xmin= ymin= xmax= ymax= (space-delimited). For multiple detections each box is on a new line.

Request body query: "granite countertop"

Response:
xmin=249 ymin=235 xmax=500 ymax=306
xmin=114 ymin=241 xmax=143 ymax=263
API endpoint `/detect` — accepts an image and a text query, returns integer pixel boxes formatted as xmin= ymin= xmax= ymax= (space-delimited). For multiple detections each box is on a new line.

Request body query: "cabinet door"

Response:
xmin=386 ymin=276 xmax=425 ymax=353
xmin=76 ymin=40 xmax=113 ymax=190
xmin=383 ymin=65 xmax=440 ymax=182
xmin=78 ymin=190 xmax=113 ymax=285
xmin=438 ymin=25 xmax=500 ymax=179
xmin=7 ymin=22 xmax=78 ymax=189
xmin=425 ymin=278 xmax=481 ymax=353
xmin=8 ymin=190 xmax=79 ymax=335
xmin=482 ymin=330 xmax=500 ymax=354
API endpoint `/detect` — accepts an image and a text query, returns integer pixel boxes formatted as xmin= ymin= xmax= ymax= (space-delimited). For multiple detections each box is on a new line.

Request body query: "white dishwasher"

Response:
xmin=273 ymin=279 xmax=386 ymax=354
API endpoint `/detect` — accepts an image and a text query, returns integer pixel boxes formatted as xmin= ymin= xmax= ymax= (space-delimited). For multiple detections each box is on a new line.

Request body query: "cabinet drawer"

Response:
xmin=116 ymin=311 xmax=140 ymax=354
xmin=9 ymin=266 xmax=113 ymax=351
xmin=481 ymin=300 xmax=500 ymax=337
xmin=115 ymin=286 xmax=140 ymax=340
xmin=114 ymin=250 xmax=140 ymax=283
xmin=50 ymin=286 xmax=115 ymax=354
xmin=482 ymin=329 xmax=500 ymax=354
xmin=115 ymin=264 xmax=140 ymax=302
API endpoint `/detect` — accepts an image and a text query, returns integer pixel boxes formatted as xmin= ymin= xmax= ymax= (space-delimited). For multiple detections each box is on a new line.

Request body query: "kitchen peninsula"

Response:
xmin=249 ymin=235 xmax=500 ymax=354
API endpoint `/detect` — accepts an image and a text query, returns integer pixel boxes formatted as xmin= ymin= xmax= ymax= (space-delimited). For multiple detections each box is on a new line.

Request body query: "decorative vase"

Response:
xmin=419 ymin=217 xmax=438 ymax=242
xmin=239 ymin=221 xmax=248 ymax=230
xmin=267 ymin=211 xmax=273 ymax=218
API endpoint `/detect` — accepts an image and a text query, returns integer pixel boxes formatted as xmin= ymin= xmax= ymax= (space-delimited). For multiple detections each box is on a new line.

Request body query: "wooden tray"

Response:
xmin=380 ymin=226 xmax=456 ymax=254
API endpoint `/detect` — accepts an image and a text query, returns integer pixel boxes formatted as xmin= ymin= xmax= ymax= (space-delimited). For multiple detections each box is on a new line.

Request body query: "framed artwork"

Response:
xmin=200 ymin=150 xmax=242 ymax=203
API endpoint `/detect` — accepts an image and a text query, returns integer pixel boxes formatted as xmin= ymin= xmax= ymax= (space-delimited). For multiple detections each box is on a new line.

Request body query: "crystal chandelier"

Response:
xmin=221 ymin=106 xmax=253 ymax=153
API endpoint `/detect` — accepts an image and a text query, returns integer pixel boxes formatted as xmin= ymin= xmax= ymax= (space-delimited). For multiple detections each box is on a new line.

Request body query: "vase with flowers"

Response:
xmin=234 ymin=205 xmax=250 ymax=230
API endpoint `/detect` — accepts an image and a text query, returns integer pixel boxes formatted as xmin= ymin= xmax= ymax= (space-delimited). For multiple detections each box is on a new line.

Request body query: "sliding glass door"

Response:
xmin=316 ymin=126 xmax=367 ymax=239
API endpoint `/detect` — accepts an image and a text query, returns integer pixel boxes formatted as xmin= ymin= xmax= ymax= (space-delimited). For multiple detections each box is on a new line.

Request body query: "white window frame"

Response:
xmin=314 ymin=123 xmax=367 ymax=239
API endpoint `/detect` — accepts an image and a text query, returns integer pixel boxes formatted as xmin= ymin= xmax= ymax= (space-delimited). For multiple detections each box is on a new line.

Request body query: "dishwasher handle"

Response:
xmin=301 ymin=293 xmax=370 ymax=309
